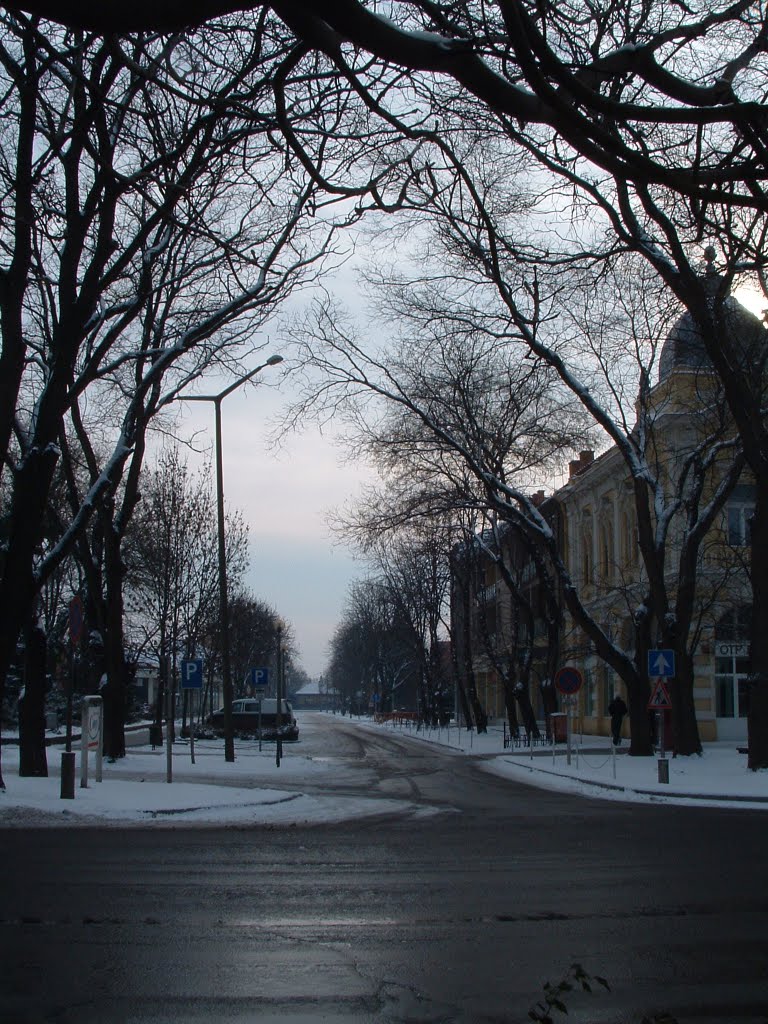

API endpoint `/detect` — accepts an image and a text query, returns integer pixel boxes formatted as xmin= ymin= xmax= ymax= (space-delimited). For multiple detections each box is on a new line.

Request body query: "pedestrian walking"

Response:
xmin=608 ymin=693 xmax=628 ymax=746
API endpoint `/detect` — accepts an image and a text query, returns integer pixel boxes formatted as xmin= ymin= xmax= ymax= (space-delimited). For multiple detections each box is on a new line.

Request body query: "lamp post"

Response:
xmin=182 ymin=354 xmax=283 ymax=762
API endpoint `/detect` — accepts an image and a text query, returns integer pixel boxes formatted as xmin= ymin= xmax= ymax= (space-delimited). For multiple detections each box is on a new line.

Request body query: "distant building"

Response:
xmin=291 ymin=678 xmax=327 ymax=710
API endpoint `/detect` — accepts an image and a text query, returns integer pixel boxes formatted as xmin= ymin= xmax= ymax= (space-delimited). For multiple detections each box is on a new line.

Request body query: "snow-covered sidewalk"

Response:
xmin=0 ymin=713 xmax=765 ymax=828
xmin=0 ymin=720 xmax=420 ymax=828
xmin=363 ymin=716 xmax=768 ymax=809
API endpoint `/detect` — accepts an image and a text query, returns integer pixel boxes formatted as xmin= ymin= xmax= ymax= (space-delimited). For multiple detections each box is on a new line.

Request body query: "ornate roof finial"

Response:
xmin=702 ymin=244 xmax=724 ymax=301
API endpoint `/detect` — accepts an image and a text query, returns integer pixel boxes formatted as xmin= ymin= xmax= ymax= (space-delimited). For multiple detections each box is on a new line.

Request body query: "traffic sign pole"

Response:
xmin=657 ymin=705 xmax=669 ymax=783
xmin=61 ymin=596 xmax=84 ymax=801
xmin=181 ymin=659 xmax=204 ymax=767
xmin=554 ymin=667 xmax=582 ymax=765
xmin=80 ymin=696 xmax=103 ymax=789
xmin=647 ymin=664 xmax=674 ymax=784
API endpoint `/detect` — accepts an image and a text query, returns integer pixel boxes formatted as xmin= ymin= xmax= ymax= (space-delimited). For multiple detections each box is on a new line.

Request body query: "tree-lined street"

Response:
xmin=0 ymin=4 xmax=767 ymax=1018
xmin=1 ymin=714 xmax=765 ymax=1022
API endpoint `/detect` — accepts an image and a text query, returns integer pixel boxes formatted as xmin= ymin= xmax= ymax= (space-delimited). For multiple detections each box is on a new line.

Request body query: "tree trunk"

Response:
xmin=0 ymin=448 xmax=59 ymax=767
xmin=503 ymin=678 xmax=519 ymax=737
xmin=18 ymin=621 xmax=48 ymax=777
xmin=627 ymin=679 xmax=653 ymax=756
xmin=101 ymin=525 xmax=126 ymax=760
xmin=627 ymin=604 xmax=655 ymax=756
xmin=669 ymin=647 xmax=702 ymax=756
xmin=515 ymin=687 xmax=540 ymax=739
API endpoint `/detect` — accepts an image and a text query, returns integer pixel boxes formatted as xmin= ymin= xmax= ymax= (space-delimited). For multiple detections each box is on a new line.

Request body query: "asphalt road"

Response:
xmin=1 ymin=712 xmax=766 ymax=1023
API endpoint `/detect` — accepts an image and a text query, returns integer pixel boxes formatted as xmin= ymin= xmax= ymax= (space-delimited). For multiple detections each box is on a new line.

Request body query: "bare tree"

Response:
xmin=227 ymin=593 xmax=283 ymax=701
xmin=328 ymin=578 xmax=417 ymax=715
xmin=127 ymin=444 xmax=248 ymax=741
xmin=0 ymin=12 xmax=401 ymax=784
xmin=287 ymin=265 xmax=748 ymax=753
xmin=10 ymin=1 xmax=768 ymax=765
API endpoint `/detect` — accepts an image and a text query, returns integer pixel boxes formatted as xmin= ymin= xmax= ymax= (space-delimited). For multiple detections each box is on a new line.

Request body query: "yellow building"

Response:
xmin=449 ymin=281 xmax=763 ymax=743
xmin=557 ymin=292 xmax=763 ymax=743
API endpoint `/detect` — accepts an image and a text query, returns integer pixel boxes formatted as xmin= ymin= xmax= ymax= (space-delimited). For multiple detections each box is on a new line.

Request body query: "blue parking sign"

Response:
xmin=181 ymin=658 xmax=204 ymax=690
xmin=250 ymin=667 xmax=269 ymax=690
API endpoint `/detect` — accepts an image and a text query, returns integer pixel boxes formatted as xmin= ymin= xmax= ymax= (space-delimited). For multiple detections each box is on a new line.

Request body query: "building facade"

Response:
xmin=451 ymin=288 xmax=762 ymax=743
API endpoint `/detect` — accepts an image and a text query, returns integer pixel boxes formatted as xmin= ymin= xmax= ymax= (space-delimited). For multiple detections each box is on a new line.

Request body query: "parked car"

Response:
xmin=208 ymin=698 xmax=299 ymax=740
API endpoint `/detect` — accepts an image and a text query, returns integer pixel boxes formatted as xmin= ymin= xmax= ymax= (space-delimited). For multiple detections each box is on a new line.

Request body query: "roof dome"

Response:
xmin=658 ymin=288 xmax=767 ymax=383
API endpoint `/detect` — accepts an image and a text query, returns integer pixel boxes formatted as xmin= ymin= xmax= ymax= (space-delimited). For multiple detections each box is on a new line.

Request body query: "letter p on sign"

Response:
xmin=181 ymin=658 xmax=204 ymax=690
xmin=250 ymin=667 xmax=269 ymax=690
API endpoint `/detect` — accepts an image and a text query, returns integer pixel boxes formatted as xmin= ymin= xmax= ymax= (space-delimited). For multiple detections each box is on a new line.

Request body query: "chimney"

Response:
xmin=569 ymin=449 xmax=595 ymax=481
xmin=531 ymin=489 xmax=546 ymax=507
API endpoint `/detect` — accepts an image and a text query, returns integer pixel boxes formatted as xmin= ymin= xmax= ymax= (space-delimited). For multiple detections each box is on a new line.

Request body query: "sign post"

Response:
xmin=249 ymin=668 xmax=269 ymax=751
xmin=61 ymin=595 xmax=84 ymax=800
xmin=181 ymin=658 xmax=203 ymax=765
xmin=647 ymin=650 xmax=674 ymax=784
xmin=554 ymin=666 xmax=583 ymax=766
xmin=80 ymin=696 xmax=103 ymax=788
xmin=276 ymin=628 xmax=284 ymax=768
xmin=164 ymin=656 xmax=173 ymax=784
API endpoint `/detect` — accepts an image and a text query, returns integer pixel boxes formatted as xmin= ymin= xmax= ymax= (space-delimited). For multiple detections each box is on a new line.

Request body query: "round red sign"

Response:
xmin=554 ymin=665 xmax=583 ymax=695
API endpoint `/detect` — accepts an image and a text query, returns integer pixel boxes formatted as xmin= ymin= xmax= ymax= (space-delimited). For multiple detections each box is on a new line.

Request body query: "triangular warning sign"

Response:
xmin=647 ymin=679 xmax=672 ymax=710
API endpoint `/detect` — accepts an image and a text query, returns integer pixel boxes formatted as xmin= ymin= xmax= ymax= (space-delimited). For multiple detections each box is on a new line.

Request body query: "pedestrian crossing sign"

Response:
xmin=647 ymin=679 xmax=672 ymax=710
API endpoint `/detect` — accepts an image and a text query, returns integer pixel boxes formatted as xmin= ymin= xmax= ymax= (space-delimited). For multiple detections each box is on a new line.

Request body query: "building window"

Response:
xmin=715 ymin=606 xmax=751 ymax=719
xmin=726 ymin=504 xmax=753 ymax=546
xmin=581 ymin=529 xmax=593 ymax=584
xmin=620 ymin=510 xmax=637 ymax=568
xmin=715 ymin=654 xmax=751 ymax=718
xmin=599 ymin=521 xmax=614 ymax=583
xmin=583 ymin=668 xmax=595 ymax=716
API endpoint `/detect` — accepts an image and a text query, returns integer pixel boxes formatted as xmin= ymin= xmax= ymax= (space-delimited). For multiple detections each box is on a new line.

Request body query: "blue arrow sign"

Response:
xmin=648 ymin=649 xmax=675 ymax=678
xmin=181 ymin=658 xmax=204 ymax=690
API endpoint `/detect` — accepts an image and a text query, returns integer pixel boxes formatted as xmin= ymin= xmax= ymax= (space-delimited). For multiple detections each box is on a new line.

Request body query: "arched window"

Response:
xmin=621 ymin=510 xmax=637 ymax=568
xmin=599 ymin=520 xmax=614 ymax=582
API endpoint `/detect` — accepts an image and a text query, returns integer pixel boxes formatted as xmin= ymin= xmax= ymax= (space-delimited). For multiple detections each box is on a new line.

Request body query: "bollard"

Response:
xmin=60 ymin=750 xmax=76 ymax=799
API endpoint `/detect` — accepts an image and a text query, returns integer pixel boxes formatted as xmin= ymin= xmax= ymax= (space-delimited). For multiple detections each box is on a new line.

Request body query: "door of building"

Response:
xmin=714 ymin=641 xmax=750 ymax=740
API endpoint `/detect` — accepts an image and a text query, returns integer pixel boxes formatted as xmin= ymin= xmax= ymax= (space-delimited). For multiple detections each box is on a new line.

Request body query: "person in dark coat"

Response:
xmin=607 ymin=693 xmax=628 ymax=746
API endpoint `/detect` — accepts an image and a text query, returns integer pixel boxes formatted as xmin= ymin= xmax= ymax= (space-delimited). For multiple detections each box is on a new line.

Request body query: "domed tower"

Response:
xmin=658 ymin=248 xmax=767 ymax=385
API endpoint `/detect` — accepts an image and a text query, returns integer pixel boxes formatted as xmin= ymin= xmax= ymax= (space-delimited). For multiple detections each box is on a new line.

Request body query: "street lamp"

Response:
xmin=181 ymin=354 xmax=283 ymax=762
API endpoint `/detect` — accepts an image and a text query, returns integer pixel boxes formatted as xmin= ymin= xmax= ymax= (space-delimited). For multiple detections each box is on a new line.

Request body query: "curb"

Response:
xmin=501 ymin=757 xmax=768 ymax=804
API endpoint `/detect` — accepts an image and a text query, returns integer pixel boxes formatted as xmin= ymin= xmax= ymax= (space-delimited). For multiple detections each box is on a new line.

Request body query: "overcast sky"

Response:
xmin=176 ymin=366 xmax=376 ymax=681
xmin=171 ymin=270 xmax=767 ymax=683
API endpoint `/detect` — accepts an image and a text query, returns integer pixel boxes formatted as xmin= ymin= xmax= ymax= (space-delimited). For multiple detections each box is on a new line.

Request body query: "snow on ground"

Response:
xmin=0 ymin=712 xmax=765 ymax=828
xmin=362 ymin=717 xmax=768 ymax=810
xmin=0 ymin=717 xmax=417 ymax=828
